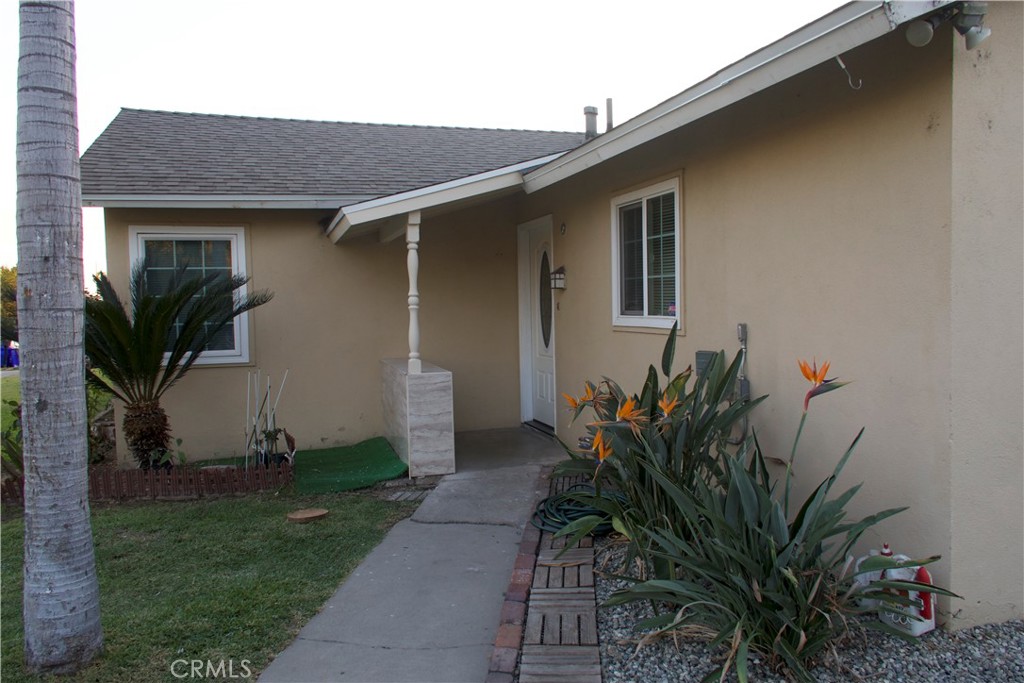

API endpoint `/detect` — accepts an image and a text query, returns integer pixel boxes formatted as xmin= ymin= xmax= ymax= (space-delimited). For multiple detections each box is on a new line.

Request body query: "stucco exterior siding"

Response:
xmin=103 ymin=200 xmax=523 ymax=461
xmin=948 ymin=1 xmax=1024 ymax=627
xmin=94 ymin=5 xmax=1022 ymax=630
xmin=414 ymin=197 xmax=523 ymax=433
xmin=523 ymin=25 xmax=1020 ymax=627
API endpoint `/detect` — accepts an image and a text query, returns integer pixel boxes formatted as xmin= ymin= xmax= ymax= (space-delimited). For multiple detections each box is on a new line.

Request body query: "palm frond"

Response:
xmin=84 ymin=260 xmax=273 ymax=405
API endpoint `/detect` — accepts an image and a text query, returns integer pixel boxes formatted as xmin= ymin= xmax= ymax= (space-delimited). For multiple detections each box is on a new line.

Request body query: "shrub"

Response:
xmin=605 ymin=359 xmax=958 ymax=682
xmin=1 ymin=399 xmax=23 ymax=478
xmin=85 ymin=263 xmax=272 ymax=467
xmin=555 ymin=323 xmax=764 ymax=576
xmin=2 ymin=383 xmax=115 ymax=473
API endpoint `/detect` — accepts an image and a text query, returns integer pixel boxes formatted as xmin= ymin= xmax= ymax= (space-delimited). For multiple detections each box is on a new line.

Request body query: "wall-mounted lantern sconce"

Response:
xmin=551 ymin=266 xmax=566 ymax=290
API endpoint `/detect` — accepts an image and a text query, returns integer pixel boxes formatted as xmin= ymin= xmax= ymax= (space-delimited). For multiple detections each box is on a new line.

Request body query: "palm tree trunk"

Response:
xmin=17 ymin=0 xmax=103 ymax=672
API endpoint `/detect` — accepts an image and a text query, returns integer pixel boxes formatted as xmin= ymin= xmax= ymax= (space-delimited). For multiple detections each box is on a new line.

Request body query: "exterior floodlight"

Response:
xmin=906 ymin=15 xmax=943 ymax=47
xmin=907 ymin=3 xmax=991 ymax=50
xmin=953 ymin=2 xmax=990 ymax=48
xmin=963 ymin=25 xmax=992 ymax=49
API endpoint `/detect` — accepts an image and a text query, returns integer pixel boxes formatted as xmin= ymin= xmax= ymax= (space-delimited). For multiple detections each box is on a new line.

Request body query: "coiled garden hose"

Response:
xmin=530 ymin=483 xmax=625 ymax=535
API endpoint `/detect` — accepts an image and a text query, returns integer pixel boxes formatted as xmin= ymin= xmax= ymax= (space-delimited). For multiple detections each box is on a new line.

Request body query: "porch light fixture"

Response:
xmin=551 ymin=266 xmax=566 ymax=290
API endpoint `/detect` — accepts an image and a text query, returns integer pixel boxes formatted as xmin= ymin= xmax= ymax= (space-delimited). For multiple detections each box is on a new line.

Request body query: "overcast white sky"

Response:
xmin=2 ymin=0 xmax=847 ymax=277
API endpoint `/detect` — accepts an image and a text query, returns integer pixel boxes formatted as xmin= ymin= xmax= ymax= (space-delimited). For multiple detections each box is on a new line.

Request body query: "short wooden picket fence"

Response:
xmin=0 ymin=462 xmax=293 ymax=506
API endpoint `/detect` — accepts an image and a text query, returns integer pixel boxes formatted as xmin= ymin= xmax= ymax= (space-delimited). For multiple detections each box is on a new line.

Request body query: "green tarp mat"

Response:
xmin=294 ymin=437 xmax=407 ymax=493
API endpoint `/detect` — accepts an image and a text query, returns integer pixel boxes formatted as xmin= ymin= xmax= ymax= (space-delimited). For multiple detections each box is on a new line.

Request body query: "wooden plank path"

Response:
xmin=518 ymin=474 xmax=602 ymax=683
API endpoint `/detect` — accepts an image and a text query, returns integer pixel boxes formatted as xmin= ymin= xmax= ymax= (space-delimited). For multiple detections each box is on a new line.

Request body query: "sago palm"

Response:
xmin=85 ymin=261 xmax=272 ymax=467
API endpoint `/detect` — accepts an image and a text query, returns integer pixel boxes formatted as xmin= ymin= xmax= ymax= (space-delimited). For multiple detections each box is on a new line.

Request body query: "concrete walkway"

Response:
xmin=259 ymin=428 xmax=564 ymax=683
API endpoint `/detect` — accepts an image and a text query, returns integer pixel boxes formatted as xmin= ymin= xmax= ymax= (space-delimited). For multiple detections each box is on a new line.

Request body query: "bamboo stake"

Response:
xmin=265 ymin=377 xmax=271 ymax=434
xmin=244 ymin=371 xmax=252 ymax=470
xmin=270 ymin=369 xmax=289 ymax=432
xmin=251 ymin=373 xmax=269 ymax=466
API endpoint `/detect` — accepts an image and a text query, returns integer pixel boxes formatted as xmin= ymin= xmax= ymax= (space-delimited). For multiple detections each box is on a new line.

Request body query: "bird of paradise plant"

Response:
xmin=554 ymin=323 xmax=766 ymax=574
xmin=784 ymin=358 xmax=850 ymax=511
xmin=605 ymin=358 xmax=959 ymax=683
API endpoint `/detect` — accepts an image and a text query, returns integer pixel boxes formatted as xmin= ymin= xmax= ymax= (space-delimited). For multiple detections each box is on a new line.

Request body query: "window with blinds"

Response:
xmin=612 ymin=179 xmax=680 ymax=328
xmin=143 ymin=238 xmax=236 ymax=351
xmin=129 ymin=226 xmax=252 ymax=364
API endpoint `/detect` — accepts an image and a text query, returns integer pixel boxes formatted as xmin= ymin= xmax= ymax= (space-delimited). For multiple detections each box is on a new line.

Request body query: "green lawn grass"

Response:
xmin=1 ymin=492 xmax=416 ymax=682
xmin=1 ymin=374 xmax=20 ymax=433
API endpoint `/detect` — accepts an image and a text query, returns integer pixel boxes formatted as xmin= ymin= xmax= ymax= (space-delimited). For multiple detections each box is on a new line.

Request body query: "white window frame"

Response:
xmin=610 ymin=178 xmax=681 ymax=329
xmin=129 ymin=226 xmax=252 ymax=365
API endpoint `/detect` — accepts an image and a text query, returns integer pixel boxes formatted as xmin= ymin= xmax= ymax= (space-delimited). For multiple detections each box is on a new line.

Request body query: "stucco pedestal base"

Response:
xmin=381 ymin=358 xmax=456 ymax=478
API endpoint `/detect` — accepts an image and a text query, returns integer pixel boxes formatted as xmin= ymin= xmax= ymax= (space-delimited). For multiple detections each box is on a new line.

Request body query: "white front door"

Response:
xmin=518 ymin=217 xmax=556 ymax=429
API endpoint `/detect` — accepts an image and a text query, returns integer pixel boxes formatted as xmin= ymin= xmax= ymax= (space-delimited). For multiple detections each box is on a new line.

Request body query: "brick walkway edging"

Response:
xmin=486 ymin=465 xmax=554 ymax=683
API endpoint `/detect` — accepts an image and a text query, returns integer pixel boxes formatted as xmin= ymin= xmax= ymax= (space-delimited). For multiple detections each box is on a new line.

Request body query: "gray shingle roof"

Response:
xmin=80 ymin=108 xmax=585 ymax=203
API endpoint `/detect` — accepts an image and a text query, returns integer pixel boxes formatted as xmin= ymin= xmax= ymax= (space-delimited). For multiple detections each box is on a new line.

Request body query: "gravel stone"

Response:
xmin=595 ymin=538 xmax=1024 ymax=682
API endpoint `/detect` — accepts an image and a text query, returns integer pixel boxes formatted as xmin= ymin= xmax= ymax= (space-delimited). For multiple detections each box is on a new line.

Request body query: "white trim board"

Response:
xmin=522 ymin=1 xmax=954 ymax=193
xmin=325 ymin=152 xmax=567 ymax=242
xmin=83 ymin=194 xmax=375 ymax=209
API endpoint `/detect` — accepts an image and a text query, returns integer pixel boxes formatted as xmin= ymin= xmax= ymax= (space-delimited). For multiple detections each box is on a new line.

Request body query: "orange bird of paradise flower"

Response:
xmin=616 ymin=396 xmax=640 ymax=421
xmin=657 ymin=391 xmax=680 ymax=417
xmin=562 ymin=383 xmax=596 ymax=410
xmin=798 ymin=358 xmax=846 ymax=411
xmin=615 ymin=396 xmax=647 ymax=437
xmin=592 ymin=429 xmax=612 ymax=463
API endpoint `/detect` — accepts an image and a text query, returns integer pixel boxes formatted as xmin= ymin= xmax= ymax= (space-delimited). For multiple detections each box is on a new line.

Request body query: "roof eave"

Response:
xmin=522 ymin=0 xmax=954 ymax=193
xmin=81 ymin=194 xmax=376 ymax=209
xmin=325 ymin=152 xmax=567 ymax=243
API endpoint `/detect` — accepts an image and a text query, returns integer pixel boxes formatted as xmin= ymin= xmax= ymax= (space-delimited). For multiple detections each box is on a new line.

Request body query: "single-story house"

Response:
xmin=81 ymin=1 xmax=1021 ymax=629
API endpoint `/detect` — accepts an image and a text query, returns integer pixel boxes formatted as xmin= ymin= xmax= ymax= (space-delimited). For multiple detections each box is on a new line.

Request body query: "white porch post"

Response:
xmin=406 ymin=210 xmax=422 ymax=374
xmin=381 ymin=209 xmax=455 ymax=477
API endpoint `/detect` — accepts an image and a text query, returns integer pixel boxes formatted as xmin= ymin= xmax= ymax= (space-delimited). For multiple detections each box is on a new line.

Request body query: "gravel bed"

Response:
xmin=595 ymin=538 xmax=1024 ymax=682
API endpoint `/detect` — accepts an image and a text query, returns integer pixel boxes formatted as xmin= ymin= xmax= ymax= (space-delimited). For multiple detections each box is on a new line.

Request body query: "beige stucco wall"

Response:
xmin=98 ymin=8 xmax=1021 ymax=629
xmin=948 ymin=1 xmax=1024 ymax=626
xmin=103 ymin=199 xmax=523 ymax=462
xmin=524 ymin=24 xmax=1021 ymax=627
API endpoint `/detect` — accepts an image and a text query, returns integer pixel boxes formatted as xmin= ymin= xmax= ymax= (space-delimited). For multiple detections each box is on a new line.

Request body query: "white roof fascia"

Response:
xmin=325 ymin=152 xmax=566 ymax=243
xmin=523 ymin=1 xmax=954 ymax=193
xmin=81 ymin=194 xmax=376 ymax=209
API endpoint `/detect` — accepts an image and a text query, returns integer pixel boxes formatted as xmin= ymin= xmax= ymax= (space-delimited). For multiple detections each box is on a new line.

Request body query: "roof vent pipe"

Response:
xmin=584 ymin=106 xmax=598 ymax=140
xmin=606 ymin=98 xmax=613 ymax=132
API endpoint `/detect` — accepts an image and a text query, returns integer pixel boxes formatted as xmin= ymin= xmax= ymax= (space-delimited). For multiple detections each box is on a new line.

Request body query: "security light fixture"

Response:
xmin=963 ymin=25 xmax=992 ymax=49
xmin=953 ymin=2 xmax=991 ymax=48
xmin=906 ymin=14 xmax=946 ymax=47
xmin=905 ymin=2 xmax=990 ymax=49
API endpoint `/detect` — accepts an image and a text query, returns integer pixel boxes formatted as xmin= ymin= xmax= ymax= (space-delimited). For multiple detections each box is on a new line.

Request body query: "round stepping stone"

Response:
xmin=287 ymin=508 xmax=328 ymax=523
